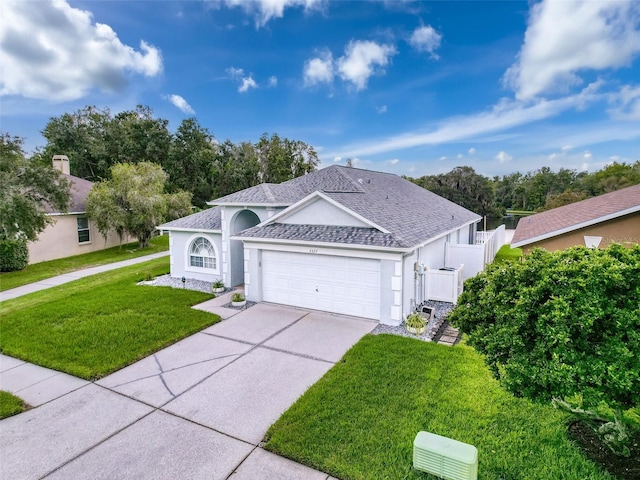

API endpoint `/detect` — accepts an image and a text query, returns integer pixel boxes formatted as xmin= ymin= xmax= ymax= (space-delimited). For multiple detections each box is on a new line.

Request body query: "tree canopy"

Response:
xmin=0 ymin=133 xmax=70 ymax=242
xmin=87 ymin=162 xmax=192 ymax=248
xmin=449 ymin=244 xmax=640 ymax=413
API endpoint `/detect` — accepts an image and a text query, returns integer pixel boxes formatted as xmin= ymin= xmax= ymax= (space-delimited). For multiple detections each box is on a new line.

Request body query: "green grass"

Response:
xmin=0 ymin=235 xmax=169 ymax=292
xmin=265 ymin=335 xmax=612 ymax=480
xmin=0 ymin=391 xmax=27 ymax=419
xmin=494 ymin=244 xmax=523 ymax=263
xmin=0 ymin=257 xmax=218 ymax=380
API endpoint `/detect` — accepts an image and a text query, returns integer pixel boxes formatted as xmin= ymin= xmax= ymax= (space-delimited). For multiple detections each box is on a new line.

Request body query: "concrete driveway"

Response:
xmin=0 ymin=303 xmax=376 ymax=479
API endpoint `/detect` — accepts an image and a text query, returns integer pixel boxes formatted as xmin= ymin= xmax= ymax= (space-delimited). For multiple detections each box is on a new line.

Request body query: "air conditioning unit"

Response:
xmin=413 ymin=431 xmax=478 ymax=480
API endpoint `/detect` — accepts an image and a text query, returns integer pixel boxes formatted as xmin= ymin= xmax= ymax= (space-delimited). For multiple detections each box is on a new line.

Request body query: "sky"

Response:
xmin=1 ymin=0 xmax=639 ymax=178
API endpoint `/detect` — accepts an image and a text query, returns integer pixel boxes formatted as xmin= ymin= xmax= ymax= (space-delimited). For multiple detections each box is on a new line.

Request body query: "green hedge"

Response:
xmin=0 ymin=239 xmax=29 ymax=272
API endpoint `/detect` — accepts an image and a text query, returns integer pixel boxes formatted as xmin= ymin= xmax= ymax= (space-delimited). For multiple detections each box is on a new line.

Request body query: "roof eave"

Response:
xmin=156 ymin=226 xmax=222 ymax=234
xmin=511 ymin=205 xmax=640 ymax=247
xmin=206 ymin=201 xmax=292 ymax=208
xmin=234 ymin=235 xmax=412 ymax=253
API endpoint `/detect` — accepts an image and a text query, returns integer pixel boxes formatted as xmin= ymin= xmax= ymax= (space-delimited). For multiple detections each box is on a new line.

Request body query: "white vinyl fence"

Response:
xmin=445 ymin=225 xmax=506 ymax=281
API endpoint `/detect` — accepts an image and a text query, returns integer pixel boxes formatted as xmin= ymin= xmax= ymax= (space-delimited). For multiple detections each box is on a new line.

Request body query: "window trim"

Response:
xmin=77 ymin=217 xmax=91 ymax=244
xmin=184 ymin=233 xmax=220 ymax=275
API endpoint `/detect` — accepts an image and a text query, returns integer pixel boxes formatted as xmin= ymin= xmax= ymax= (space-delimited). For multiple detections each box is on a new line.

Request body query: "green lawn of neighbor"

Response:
xmin=0 ymin=257 xmax=218 ymax=380
xmin=0 ymin=391 xmax=27 ymax=419
xmin=265 ymin=334 xmax=612 ymax=480
xmin=0 ymin=235 xmax=169 ymax=292
xmin=494 ymin=244 xmax=523 ymax=263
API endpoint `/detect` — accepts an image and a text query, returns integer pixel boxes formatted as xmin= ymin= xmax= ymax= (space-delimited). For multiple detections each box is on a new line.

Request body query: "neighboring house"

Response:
xmin=161 ymin=165 xmax=486 ymax=325
xmin=511 ymin=183 xmax=640 ymax=254
xmin=27 ymin=156 xmax=132 ymax=264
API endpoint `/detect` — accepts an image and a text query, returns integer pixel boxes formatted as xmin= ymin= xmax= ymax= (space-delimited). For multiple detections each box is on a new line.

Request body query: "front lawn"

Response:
xmin=0 ymin=235 xmax=169 ymax=292
xmin=265 ymin=335 xmax=611 ymax=479
xmin=0 ymin=391 xmax=27 ymax=419
xmin=0 ymin=257 xmax=218 ymax=380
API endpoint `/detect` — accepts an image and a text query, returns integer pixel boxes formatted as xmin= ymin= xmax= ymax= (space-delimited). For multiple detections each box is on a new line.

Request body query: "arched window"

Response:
xmin=189 ymin=237 xmax=217 ymax=269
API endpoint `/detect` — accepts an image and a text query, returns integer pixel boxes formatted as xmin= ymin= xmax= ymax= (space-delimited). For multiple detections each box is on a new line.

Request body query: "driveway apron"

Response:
xmin=0 ymin=303 xmax=376 ymax=479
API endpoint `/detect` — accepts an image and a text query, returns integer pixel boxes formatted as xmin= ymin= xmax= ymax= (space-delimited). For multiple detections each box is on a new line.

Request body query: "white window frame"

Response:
xmin=77 ymin=217 xmax=91 ymax=244
xmin=184 ymin=233 xmax=220 ymax=275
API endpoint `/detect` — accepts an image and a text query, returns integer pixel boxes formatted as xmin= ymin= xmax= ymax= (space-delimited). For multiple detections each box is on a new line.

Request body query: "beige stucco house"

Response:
xmin=511 ymin=184 xmax=640 ymax=254
xmin=27 ymin=156 xmax=132 ymax=264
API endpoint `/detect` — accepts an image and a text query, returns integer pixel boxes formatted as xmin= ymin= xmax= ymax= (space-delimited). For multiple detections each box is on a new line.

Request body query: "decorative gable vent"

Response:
xmin=413 ymin=431 xmax=478 ymax=480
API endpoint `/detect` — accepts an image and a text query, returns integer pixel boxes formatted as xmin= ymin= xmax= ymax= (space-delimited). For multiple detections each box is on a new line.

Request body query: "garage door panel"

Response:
xmin=261 ymin=250 xmax=380 ymax=320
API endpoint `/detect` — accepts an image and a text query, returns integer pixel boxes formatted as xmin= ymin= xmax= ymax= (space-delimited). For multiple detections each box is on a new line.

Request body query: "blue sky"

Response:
xmin=2 ymin=0 xmax=639 ymax=177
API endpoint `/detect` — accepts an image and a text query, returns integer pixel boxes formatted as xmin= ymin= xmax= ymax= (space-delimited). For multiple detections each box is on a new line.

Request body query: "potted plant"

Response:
xmin=212 ymin=280 xmax=225 ymax=294
xmin=231 ymin=292 xmax=246 ymax=307
xmin=405 ymin=312 xmax=427 ymax=335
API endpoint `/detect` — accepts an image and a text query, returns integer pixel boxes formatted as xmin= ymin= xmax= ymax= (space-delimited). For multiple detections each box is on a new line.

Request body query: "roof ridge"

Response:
xmin=330 ymin=166 xmax=365 ymax=193
xmin=260 ymin=183 xmax=276 ymax=202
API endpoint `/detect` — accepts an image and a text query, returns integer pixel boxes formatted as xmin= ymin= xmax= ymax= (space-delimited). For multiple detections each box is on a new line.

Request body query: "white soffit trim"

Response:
xmin=207 ymin=201 xmax=290 ymax=207
xmin=254 ymin=191 xmax=391 ymax=233
xmin=511 ymin=205 xmax=640 ymax=248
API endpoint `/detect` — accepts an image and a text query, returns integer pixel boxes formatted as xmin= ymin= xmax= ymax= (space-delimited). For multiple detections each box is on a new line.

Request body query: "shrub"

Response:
xmin=231 ymin=293 xmax=245 ymax=302
xmin=0 ymin=239 xmax=29 ymax=272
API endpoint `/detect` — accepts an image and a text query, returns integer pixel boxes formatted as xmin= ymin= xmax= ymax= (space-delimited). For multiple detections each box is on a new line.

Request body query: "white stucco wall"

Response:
xmin=279 ymin=198 xmax=370 ymax=227
xmin=168 ymin=231 xmax=223 ymax=283
xmin=27 ymin=214 xmax=133 ymax=264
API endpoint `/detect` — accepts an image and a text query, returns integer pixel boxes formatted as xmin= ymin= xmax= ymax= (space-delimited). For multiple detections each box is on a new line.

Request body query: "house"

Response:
xmin=160 ymin=165 xmax=483 ymax=325
xmin=27 ymin=156 xmax=132 ymax=264
xmin=511 ymin=183 xmax=640 ymax=254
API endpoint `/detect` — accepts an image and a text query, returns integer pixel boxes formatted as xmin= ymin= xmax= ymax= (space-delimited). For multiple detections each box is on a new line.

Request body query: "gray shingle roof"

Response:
xmin=160 ymin=206 xmax=222 ymax=231
xmin=45 ymin=174 xmax=93 ymax=214
xmin=239 ymin=224 xmax=404 ymax=248
xmin=164 ymin=165 xmax=481 ymax=248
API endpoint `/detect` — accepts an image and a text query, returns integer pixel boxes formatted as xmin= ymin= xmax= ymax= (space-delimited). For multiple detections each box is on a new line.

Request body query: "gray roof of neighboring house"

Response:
xmin=163 ymin=165 xmax=481 ymax=249
xmin=160 ymin=206 xmax=222 ymax=231
xmin=45 ymin=174 xmax=93 ymax=214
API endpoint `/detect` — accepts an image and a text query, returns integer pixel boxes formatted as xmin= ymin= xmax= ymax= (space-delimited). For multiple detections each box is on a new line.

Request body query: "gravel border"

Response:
xmin=371 ymin=301 xmax=455 ymax=342
xmin=137 ymin=274 xmax=222 ymax=294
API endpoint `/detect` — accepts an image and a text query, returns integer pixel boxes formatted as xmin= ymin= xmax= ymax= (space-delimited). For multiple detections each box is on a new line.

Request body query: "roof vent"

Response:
xmin=52 ymin=155 xmax=70 ymax=175
xmin=358 ymin=178 xmax=363 ymax=184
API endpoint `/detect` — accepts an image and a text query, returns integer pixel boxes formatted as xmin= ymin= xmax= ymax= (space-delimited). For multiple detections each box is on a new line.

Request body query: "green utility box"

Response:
xmin=413 ymin=431 xmax=478 ymax=480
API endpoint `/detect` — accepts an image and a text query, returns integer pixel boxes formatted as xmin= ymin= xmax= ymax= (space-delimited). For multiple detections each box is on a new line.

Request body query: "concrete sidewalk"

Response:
xmin=0 ymin=251 xmax=169 ymax=302
xmin=0 ymin=301 xmax=373 ymax=479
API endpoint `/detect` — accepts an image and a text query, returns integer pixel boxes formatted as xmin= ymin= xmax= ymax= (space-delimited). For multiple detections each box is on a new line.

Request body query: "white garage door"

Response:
xmin=262 ymin=250 xmax=380 ymax=320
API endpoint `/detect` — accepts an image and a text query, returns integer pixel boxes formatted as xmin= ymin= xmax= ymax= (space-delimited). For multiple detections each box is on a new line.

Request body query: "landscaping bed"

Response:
xmin=265 ymin=334 xmax=614 ymax=479
xmin=0 ymin=257 xmax=218 ymax=380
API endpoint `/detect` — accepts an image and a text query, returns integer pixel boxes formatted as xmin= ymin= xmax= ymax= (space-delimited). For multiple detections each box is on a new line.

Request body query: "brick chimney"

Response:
xmin=52 ymin=155 xmax=70 ymax=175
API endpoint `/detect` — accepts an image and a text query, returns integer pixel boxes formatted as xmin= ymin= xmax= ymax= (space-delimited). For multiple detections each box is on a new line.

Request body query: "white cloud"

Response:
xmin=609 ymin=155 xmax=621 ymax=161
xmin=268 ymin=75 xmax=278 ymax=87
xmin=324 ymin=82 xmax=604 ymax=159
xmin=226 ymin=67 xmax=258 ymax=92
xmin=303 ymin=51 xmax=334 ymax=86
xmin=457 ymin=153 xmax=463 ymax=159
xmin=438 ymin=156 xmax=447 ymax=161
xmin=584 ymin=151 xmax=593 ymax=159
xmin=468 ymin=147 xmax=476 ymax=155
xmin=238 ymin=76 xmax=258 ymax=93
xmin=504 ymin=0 xmax=640 ymax=100
xmin=221 ymin=0 xmax=324 ymax=28
xmin=0 ymin=0 xmax=162 ymax=102
xmin=561 ymin=145 xmax=573 ymax=151
xmin=337 ymin=40 xmax=396 ymax=91
xmin=496 ymin=151 xmax=512 ymax=163
xmin=388 ymin=158 xmax=399 ymax=165
xmin=408 ymin=25 xmax=442 ymax=58
xmin=377 ymin=105 xmax=388 ymax=114
xmin=166 ymin=94 xmax=195 ymax=114
xmin=608 ymin=84 xmax=640 ymax=120
xmin=333 ymin=156 xmax=342 ymax=162
xmin=581 ymin=162 xmax=589 ymax=171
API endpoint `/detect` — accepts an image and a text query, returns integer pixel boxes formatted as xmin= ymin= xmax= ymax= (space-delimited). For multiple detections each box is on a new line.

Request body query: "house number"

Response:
xmin=309 ymin=248 xmax=318 ymax=254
